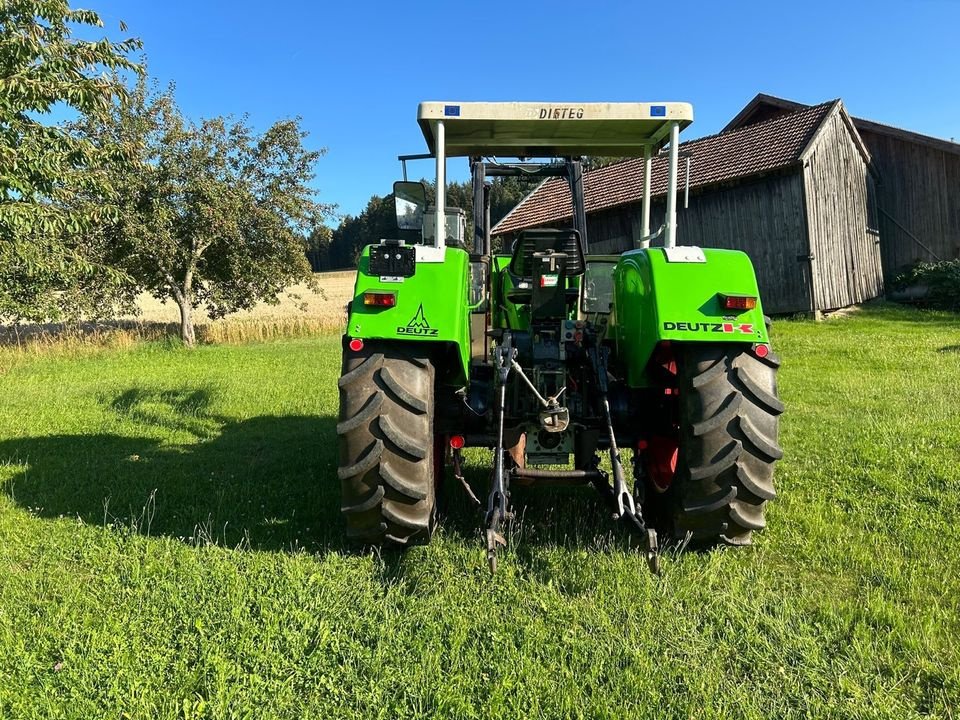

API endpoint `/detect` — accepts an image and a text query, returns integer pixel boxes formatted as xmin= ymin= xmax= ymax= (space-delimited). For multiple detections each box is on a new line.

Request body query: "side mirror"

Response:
xmin=393 ymin=181 xmax=427 ymax=231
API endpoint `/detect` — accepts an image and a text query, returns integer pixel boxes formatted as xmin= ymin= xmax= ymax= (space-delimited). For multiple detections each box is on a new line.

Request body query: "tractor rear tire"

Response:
xmin=673 ymin=344 xmax=783 ymax=546
xmin=337 ymin=344 xmax=436 ymax=547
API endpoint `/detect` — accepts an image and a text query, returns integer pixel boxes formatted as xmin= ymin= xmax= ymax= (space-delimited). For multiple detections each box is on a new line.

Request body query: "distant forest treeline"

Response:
xmin=305 ymin=176 xmax=540 ymax=271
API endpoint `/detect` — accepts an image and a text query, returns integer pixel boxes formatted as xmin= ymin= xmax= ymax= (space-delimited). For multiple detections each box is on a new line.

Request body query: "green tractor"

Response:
xmin=338 ymin=102 xmax=782 ymax=572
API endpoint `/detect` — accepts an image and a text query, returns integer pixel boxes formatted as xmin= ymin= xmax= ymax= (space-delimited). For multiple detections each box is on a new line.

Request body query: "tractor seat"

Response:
xmin=508 ymin=228 xmax=585 ymax=278
xmin=505 ymin=228 xmax=584 ymax=307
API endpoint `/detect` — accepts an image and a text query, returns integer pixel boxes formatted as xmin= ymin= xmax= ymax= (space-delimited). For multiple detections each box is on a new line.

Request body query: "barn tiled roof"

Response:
xmin=725 ymin=92 xmax=960 ymax=156
xmin=493 ymin=101 xmax=837 ymax=235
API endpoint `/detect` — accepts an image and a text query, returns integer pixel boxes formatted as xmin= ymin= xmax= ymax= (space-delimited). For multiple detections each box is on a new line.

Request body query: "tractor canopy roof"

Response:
xmin=417 ymin=102 xmax=693 ymax=158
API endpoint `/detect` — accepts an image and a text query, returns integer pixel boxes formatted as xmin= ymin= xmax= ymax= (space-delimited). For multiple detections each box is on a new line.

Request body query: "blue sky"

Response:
xmin=83 ymin=1 xmax=960 ymax=224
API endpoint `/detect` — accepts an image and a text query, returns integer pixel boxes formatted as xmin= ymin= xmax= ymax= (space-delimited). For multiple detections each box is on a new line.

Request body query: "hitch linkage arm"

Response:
xmin=589 ymin=344 xmax=660 ymax=575
xmin=486 ymin=333 xmax=515 ymax=574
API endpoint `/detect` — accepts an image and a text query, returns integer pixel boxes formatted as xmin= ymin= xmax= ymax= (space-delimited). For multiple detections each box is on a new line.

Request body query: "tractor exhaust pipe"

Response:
xmin=566 ymin=159 xmax=589 ymax=253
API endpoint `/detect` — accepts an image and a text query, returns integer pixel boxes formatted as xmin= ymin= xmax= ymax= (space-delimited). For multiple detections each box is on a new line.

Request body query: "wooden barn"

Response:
xmin=725 ymin=94 xmax=960 ymax=273
xmin=493 ymin=100 xmax=883 ymax=314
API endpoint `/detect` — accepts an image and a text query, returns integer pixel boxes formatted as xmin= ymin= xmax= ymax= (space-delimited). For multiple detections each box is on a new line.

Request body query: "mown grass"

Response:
xmin=0 ymin=304 xmax=958 ymax=719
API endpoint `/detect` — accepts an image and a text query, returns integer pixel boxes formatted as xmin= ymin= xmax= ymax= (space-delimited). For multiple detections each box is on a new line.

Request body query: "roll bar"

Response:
xmin=413 ymin=102 xmax=693 ymax=254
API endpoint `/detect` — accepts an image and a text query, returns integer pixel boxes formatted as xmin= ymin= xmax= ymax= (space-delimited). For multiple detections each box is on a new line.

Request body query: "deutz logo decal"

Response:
xmin=663 ymin=321 xmax=755 ymax=334
xmin=397 ymin=304 xmax=439 ymax=337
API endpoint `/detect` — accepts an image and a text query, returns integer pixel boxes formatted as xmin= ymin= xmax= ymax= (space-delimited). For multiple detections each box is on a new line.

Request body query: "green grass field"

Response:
xmin=1 ymin=305 xmax=959 ymax=719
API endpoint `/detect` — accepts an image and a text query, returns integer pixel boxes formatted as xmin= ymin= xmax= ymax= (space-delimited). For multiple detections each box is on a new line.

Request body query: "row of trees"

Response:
xmin=1 ymin=1 xmax=542 ymax=343
xmin=1 ymin=1 xmax=328 ymax=344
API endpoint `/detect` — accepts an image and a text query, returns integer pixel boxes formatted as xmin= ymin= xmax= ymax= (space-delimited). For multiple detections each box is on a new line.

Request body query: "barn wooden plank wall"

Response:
xmin=801 ymin=109 xmax=884 ymax=310
xmin=722 ymin=95 xmax=960 ymax=274
xmin=670 ymin=174 xmax=812 ymax=314
xmin=859 ymin=128 xmax=960 ymax=273
xmin=495 ymin=102 xmax=898 ymax=316
xmin=583 ymin=172 xmax=814 ymax=314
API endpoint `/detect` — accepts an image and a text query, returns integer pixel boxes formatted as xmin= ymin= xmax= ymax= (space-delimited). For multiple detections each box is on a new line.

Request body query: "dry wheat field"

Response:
xmin=1 ymin=271 xmax=357 ymax=347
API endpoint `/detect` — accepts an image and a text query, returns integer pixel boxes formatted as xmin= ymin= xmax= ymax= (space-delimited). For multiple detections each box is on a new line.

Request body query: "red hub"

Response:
xmin=644 ymin=435 xmax=679 ymax=492
xmin=640 ymin=341 xmax=680 ymax=492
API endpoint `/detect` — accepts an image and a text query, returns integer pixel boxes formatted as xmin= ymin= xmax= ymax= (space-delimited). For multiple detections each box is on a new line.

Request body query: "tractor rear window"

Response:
xmin=469 ymin=261 xmax=486 ymax=308
xmin=582 ymin=261 xmax=616 ymax=314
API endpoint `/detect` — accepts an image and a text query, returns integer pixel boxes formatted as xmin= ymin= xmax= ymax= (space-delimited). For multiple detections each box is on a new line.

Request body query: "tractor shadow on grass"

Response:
xmin=440 ymin=469 xmax=618 ymax=547
xmin=1 ymin=385 xmax=670 ymax=570
xmin=433 ymin=460 xmax=662 ymax=583
xmin=0 ymin=388 xmax=346 ymax=553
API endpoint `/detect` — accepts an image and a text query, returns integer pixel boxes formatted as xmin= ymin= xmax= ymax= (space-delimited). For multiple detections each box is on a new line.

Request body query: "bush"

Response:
xmin=891 ymin=260 xmax=960 ymax=311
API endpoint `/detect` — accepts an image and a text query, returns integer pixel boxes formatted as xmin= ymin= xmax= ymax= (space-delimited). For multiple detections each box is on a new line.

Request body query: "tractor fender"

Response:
xmin=611 ymin=247 xmax=770 ymax=388
xmin=344 ymin=245 xmax=472 ymax=385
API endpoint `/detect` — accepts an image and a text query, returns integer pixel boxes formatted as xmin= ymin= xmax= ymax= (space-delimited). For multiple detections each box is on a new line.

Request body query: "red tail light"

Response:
xmin=720 ymin=293 xmax=757 ymax=311
xmin=754 ymin=343 xmax=770 ymax=359
xmin=449 ymin=435 xmax=465 ymax=450
xmin=363 ymin=291 xmax=396 ymax=308
xmin=348 ymin=338 xmax=364 ymax=352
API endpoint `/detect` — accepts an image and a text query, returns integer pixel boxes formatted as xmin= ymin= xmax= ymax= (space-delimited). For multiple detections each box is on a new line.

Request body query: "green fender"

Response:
xmin=345 ymin=245 xmax=472 ymax=385
xmin=611 ymin=247 xmax=770 ymax=387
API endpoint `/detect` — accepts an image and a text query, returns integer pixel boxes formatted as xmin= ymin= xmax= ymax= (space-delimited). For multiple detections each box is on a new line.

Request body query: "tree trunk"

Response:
xmin=176 ymin=295 xmax=196 ymax=347
xmin=169 ymin=263 xmax=197 ymax=347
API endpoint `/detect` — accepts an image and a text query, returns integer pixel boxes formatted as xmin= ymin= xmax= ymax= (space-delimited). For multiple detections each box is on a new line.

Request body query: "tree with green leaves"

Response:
xmin=0 ymin=0 xmax=141 ymax=321
xmin=80 ymin=79 xmax=330 ymax=345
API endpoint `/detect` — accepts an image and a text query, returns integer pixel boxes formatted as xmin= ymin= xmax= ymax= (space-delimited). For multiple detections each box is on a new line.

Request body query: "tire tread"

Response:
xmin=337 ymin=344 xmax=435 ymax=547
xmin=674 ymin=345 xmax=782 ymax=545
